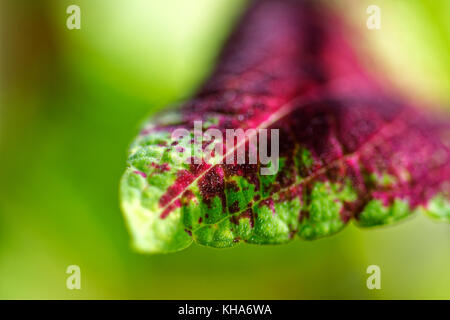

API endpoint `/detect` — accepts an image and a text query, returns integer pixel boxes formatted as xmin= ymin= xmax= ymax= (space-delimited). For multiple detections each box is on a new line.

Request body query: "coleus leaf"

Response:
xmin=120 ymin=0 xmax=450 ymax=253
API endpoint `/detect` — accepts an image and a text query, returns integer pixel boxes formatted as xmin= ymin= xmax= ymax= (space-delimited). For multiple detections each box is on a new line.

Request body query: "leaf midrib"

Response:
xmin=157 ymin=92 xmax=320 ymax=213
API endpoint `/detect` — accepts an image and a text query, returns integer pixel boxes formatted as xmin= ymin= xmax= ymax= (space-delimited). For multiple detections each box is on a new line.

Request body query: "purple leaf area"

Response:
xmin=120 ymin=0 xmax=450 ymax=253
xmin=275 ymin=96 xmax=449 ymax=214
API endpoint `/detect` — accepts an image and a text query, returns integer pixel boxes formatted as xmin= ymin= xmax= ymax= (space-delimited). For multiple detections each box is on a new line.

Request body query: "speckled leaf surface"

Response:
xmin=120 ymin=0 xmax=450 ymax=253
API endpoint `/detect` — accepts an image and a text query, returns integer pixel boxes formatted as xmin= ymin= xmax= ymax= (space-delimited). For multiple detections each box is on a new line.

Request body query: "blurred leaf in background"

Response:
xmin=0 ymin=0 xmax=449 ymax=299
xmin=336 ymin=0 xmax=450 ymax=108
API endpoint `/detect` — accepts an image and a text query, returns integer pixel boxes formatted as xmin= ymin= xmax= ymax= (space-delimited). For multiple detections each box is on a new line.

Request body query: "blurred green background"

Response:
xmin=0 ymin=0 xmax=449 ymax=299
